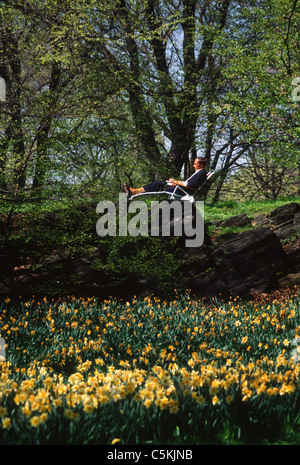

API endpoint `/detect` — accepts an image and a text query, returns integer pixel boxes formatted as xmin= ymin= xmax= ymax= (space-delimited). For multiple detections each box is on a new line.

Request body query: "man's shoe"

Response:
xmin=123 ymin=183 xmax=132 ymax=198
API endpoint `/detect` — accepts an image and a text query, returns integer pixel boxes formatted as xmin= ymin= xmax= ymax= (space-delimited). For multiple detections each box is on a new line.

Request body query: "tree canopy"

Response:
xmin=0 ymin=0 xmax=299 ymax=205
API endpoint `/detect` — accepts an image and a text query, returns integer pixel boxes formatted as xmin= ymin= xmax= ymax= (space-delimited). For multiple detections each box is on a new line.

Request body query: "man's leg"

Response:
xmin=143 ymin=180 xmax=165 ymax=192
xmin=123 ymin=180 xmax=165 ymax=197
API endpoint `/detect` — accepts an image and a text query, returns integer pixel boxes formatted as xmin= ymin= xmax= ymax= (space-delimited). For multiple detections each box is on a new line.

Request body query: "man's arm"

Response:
xmin=168 ymin=170 xmax=207 ymax=189
xmin=168 ymin=178 xmax=186 ymax=187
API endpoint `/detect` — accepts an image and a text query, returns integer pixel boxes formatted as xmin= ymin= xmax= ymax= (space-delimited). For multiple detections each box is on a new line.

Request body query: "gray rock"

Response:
xmin=252 ymin=213 xmax=271 ymax=228
xmin=212 ymin=227 xmax=287 ymax=294
xmin=269 ymin=202 xmax=300 ymax=229
xmin=218 ymin=213 xmax=251 ymax=228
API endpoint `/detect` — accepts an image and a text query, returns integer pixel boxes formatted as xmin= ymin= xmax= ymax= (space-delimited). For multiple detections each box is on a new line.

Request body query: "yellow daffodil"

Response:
xmin=2 ymin=417 xmax=11 ymax=429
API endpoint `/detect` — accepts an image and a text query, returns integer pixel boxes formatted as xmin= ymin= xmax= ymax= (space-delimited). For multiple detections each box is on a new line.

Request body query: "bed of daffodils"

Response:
xmin=1 ymin=289 xmax=300 ymax=444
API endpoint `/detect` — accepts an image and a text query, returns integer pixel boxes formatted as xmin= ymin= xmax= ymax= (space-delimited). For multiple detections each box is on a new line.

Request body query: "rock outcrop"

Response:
xmin=252 ymin=202 xmax=300 ymax=240
xmin=178 ymin=226 xmax=289 ymax=300
xmin=0 ymin=201 xmax=299 ymax=301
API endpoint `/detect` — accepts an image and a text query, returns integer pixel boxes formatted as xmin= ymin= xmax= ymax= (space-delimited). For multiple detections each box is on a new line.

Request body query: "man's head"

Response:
xmin=193 ymin=157 xmax=207 ymax=170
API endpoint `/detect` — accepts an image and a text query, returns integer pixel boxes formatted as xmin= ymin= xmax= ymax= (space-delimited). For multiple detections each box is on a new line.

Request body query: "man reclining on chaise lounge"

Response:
xmin=122 ymin=157 xmax=207 ymax=199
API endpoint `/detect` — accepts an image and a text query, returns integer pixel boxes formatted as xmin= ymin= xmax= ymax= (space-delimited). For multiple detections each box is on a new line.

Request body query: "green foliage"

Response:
xmin=92 ymin=235 xmax=185 ymax=296
xmin=204 ymin=195 xmax=300 ymax=222
xmin=2 ymin=196 xmax=190 ymax=298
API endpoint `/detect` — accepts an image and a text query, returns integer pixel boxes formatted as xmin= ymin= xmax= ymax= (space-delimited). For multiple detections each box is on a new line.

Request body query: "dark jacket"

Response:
xmin=185 ymin=169 xmax=207 ymax=192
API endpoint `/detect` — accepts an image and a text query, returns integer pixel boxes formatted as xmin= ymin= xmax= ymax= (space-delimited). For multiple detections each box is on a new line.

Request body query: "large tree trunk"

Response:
xmin=31 ymin=63 xmax=61 ymax=192
xmin=145 ymin=0 xmax=231 ymax=176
